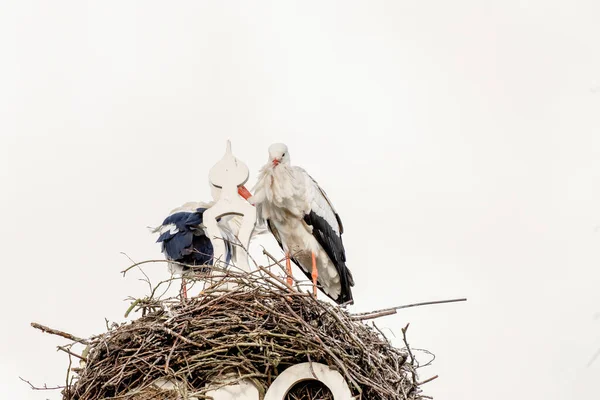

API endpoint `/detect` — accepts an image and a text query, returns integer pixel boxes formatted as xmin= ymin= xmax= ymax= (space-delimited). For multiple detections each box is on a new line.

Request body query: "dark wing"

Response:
xmin=303 ymin=211 xmax=354 ymax=305
xmin=266 ymin=171 xmax=354 ymax=304
xmin=155 ymin=208 xmax=214 ymax=271
xmin=304 ymin=173 xmax=354 ymax=304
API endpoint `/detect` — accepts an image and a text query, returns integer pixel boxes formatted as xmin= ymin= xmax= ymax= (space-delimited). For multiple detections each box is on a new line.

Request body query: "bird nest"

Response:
xmin=31 ymin=264 xmax=435 ymax=400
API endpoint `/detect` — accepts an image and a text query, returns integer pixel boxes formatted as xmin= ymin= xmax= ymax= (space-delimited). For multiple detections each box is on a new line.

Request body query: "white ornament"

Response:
xmin=265 ymin=362 xmax=353 ymax=400
xmin=203 ymin=140 xmax=257 ymax=273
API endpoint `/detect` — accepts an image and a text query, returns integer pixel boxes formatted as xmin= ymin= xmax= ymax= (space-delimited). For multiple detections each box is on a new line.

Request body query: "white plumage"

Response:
xmin=251 ymin=143 xmax=354 ymax=304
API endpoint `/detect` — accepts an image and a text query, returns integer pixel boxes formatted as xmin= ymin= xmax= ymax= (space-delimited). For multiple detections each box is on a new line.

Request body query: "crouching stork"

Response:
xmin=251 ymin=143 xmax=354 ymax=305
xmin=153 ymin=201 xmax=242 ymax=299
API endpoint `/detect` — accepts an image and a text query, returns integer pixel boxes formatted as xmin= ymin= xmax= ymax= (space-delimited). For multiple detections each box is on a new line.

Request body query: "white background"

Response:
xmin=1 ymin=1 xmax=599 ymax=399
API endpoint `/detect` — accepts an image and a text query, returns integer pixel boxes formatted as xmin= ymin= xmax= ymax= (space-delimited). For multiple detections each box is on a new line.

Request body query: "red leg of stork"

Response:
xmin=311 ymin=252 xmax=318 ymax=298
xmin=285 ymin=252 xmax=293 ymax=288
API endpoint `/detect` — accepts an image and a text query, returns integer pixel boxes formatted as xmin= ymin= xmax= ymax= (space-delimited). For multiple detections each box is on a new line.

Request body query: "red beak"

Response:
xmin=237 ymin=185 xmax=254 ymax=204
xmin=272 ymin=159 xmax=280 ymax=166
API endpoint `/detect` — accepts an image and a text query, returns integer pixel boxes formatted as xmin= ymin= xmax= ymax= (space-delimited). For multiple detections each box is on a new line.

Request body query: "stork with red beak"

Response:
xmin=251 ymin=143 xmax=354 ymax=305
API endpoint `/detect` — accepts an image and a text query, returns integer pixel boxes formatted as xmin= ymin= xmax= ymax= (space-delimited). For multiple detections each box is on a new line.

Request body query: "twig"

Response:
xmin=401 ymin=323 xmax=415 ymax=365
xmin=418 ymin=375 xmax=438 ymax=386
xmin=165 ymin=325 xmax=186 ymax=373
xmin=401 ymin=323 xmax=418 ymax=396
xmin=257 ymin=265 xmax=295 ymax=294
xmin=124 ymin=298 xmax=141 ymax=318
xmin=57 ymin=346 xmax=87 ymax=362
xmin=65 ymin=352 xmax=73 ymax=400
xmin=261 ymin=248 xmax=302 ymax=292
xmin=31 ymin=322 xmax=89 ymax=344
xmin=121 ymin=251 xmax=153 ymax=293
xmin=19 ymin=377 xmax=64 ymax=391
xmin=351 ymin=298 xmax=467 ymax=320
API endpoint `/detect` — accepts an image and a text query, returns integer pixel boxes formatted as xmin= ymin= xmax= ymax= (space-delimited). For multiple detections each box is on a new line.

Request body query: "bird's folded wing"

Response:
xmin=303 ymin=170 xmax=344 ymax=235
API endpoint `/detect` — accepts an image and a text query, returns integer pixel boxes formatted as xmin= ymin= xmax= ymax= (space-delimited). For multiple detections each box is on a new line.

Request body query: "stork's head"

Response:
xmin=268 ymin=143 xmax=290 ymax=167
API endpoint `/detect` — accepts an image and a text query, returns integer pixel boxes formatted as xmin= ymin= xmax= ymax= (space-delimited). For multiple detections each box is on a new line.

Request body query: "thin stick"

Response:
xmin=124 ymin=299 xmax=141 ymax=318
xmin=31 ymin=322 xmax=89 ymax=344
xmin=165 ymin=325 xmax=186 ymax=373
xmin=19 ymin=377 xmax=64 ymax=391
xmin=65 ymin=353 xmax=73 ymax=400
xmin=351 ymin=298 xmax=467 ymax=320
xmin=401 ymin=323 xmax=418 ymax=393
xmin=418 ymin=375 xmax=438 ymax=386
xmin=57 ymin=346 xmax=87 ymax=362
xmin=257 ymin=266 xmax=295 ymax=293
xmin=262 ymin=248 xmax=302 ymax=291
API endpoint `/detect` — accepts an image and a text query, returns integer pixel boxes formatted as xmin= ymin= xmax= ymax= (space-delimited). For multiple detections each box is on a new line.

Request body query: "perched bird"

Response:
xmin=152 ymin=201 xmax=240 ymax=298
xmin=251 ymin=143 xmax=354 ymax=305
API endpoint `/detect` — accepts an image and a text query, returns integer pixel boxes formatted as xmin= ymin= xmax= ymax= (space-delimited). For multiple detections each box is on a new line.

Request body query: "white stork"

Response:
xmin=152 ymin=186 xmax=254 ymax=298
xmin=251 ymin=143 xmax=354 ymax=305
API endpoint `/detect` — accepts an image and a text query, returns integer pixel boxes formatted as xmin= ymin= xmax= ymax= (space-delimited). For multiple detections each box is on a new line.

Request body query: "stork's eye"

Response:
xmin=282 ymin=153 xmax=286 ymax=157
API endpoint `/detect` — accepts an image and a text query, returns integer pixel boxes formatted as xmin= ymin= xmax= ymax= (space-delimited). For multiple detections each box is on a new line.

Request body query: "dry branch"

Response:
xmin=19 ymin=377 xmax=64 ymax=391
xmin=350 ymin=298 xmax=467 ymax=321
xmin=31 ymin=323 xmax=89 ymax=345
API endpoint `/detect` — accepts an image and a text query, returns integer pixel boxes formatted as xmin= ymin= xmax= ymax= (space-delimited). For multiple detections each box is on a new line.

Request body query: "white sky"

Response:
xmin=1 ymin=1 xmax=599 ymax=399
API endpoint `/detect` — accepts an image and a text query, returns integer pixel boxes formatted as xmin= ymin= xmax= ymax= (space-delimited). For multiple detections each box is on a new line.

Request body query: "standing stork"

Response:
xmin=251 ymin=143 xmax=354 ymax=305
xmin=153 ymin=182 xmax=253 ymax=299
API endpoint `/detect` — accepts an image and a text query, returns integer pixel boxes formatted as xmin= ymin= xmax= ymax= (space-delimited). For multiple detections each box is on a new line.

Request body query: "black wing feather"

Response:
xmin=303 ymin=211 xmax=354 ymax=304
xmin=266 ymin=212 xmax=354 ymax=305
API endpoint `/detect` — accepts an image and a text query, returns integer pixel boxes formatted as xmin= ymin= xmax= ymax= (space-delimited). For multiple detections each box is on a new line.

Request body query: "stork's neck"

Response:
xmin=253 ymin=163 xmax=308 ymax=220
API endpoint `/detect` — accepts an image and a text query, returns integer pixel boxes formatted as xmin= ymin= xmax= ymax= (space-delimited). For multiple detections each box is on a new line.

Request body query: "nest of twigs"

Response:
xmin=34 ymin=263 xmax=434 ymax=400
